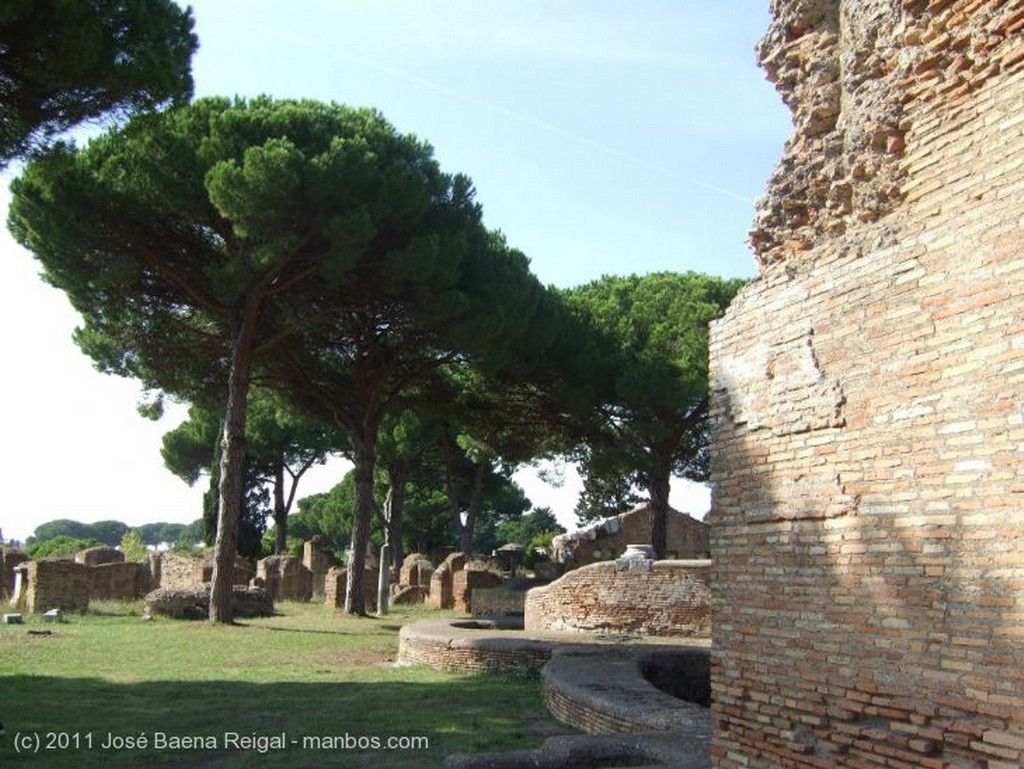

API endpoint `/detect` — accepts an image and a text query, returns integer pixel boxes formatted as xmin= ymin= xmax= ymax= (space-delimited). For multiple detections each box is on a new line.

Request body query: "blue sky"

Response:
xmin=0 ymin=2 xmax=790 ymax=544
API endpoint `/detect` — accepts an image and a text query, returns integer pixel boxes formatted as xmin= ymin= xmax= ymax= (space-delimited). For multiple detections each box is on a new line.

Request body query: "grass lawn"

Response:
xmin=0 ymin=601 xmax=570 ymax=768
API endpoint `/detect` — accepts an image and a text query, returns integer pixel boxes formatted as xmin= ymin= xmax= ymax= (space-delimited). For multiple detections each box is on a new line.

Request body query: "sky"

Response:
xmin=0 ymin=1 xmax=791 ymax=545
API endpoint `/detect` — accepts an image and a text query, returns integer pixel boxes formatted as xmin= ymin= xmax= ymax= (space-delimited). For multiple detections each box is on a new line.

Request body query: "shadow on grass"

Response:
xmin=0 ymin=673 xmax=566 ymax=769
xmin=243 ymin=625 xmax=357 ymax=637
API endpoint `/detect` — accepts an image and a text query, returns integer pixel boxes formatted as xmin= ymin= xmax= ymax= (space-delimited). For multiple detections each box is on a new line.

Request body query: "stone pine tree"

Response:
xmin=7 ymin=96 xmax=488 ymax=622
xmin=0 ymin=0 xmax=197 ymax=165
xmin=563 ymin=271 xmax=744 ymax=556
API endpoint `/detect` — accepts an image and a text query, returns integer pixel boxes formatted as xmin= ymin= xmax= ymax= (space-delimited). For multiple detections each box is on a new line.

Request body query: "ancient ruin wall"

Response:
xmin=525 ymin=560 xmax=711 ymax=638
xmin=551 ymin=506 xmax=710 ymax=568
xmin=14 ymin=561 xmax=91 ymax=613
xmin=0 ymin=548 xmax=29 ymax=597
xmin=709 ymin=1 xmax=1024 ymax=767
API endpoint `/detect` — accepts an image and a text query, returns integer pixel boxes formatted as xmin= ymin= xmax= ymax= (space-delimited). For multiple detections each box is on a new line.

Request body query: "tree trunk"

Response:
xmin=345 ymin=432 xmax=376 ymax=616
xmin=273 ymin=461 xmax=287 ymax=554
xmin=459 ymin=461 xmax=487 ymax=555
xmin=647 ymin=466 xmax=671 ymax=559
xmin=209 ymin=295 xmax=260 ymax=624
xmin=441 ymin=437 xmax=463 ymax=548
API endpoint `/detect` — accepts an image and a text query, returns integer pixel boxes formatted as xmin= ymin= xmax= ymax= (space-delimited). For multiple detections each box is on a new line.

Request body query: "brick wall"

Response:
xmin=525 ymin=560 xmax=711 ymax=638
xmin=302 ymin=537 xmax=333 ymax=599
xmin=428 ymin=552 xmax=467 ymax=610
xmin=709 ymin=2 xmax=1024 ymax=767
xmin=452 ymin=568 xmax=503 ymax=613
xmin=154 ymin=552 xmax=205 ymax=590
xmin=323 ymin=566 xmax=378 ymax=609
xmin=15 ymin=561 xmax=90 ymax=613
xmin=87 ymin=561 xmax=150 ymax=600
xmin=75 ymin=546 xmax=124 ymax=566
xmin=256 ymin=555 xmax=312 ymax=602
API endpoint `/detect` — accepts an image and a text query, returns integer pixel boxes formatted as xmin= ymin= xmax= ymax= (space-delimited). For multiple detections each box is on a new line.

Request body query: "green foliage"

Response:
xmin=494 ymin=507 xmax=565 ymax=548
xmin=522 ymin=528 xmax=562 ymax=569
xmin=563 ymin=271 xmax=744 ymax=526
xmin=28 ymin=519 xmax=127 ymax=547
xmin=135 ymin=521 xmax=187 ymax=546
xmin=0 ymin=0 xmax=197 ymax=164
xmin=169 ymin=520 xmax=204 ymax=555
xmin=259 ymin=528 xmax=305 ymax=559
xmin=25 ymin=535 xmax=102 ymax=559
xmin=291 ymin=472 xmax=383 ymax=556
xmin=118 ymin=529 xmax=148 ymax=562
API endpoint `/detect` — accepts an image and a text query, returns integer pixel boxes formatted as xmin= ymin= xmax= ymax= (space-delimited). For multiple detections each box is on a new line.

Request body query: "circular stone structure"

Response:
xmin=399 ymin=617 xmax=711 ymax=735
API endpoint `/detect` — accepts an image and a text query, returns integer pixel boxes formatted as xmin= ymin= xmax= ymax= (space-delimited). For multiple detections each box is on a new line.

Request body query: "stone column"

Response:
xmin=376 ymin=543 xmax=390 ymax=616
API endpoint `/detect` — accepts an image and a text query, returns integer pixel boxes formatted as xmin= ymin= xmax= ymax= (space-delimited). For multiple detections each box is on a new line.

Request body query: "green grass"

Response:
xmin=0 ymin=601 xmax=569 ymax=768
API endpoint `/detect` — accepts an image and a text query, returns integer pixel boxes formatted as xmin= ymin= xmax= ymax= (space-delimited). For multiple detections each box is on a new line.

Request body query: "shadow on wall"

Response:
xmin=709 ymin=233 xmax=1024 ymax=764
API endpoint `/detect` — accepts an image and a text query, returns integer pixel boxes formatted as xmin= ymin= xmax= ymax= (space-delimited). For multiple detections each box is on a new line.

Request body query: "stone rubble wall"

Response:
xmin=524 ymin=560 xmax=711 ymax=638
xmin=551 ymin=506 xmax=710 ymax=569
xmin=710 ymin=1 xmax=1024 ymax=766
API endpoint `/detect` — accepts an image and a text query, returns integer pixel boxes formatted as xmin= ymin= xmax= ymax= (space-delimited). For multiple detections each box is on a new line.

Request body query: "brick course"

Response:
xmin=709 ymin=1 xmax=1024 ymax=767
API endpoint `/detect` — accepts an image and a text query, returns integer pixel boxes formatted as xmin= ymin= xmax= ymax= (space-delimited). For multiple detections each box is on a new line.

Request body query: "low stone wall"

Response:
xmin=323 ymin=566 xmax=378 ymax=610
xmin=256 ymin=555 xmax=312 ymax=602
xmin=525 ymin=560 xmax=712 ymax=638
xmin=452 ymin=568 xmax=503 ymax=613
xmin=153 ymin=553 xmax=249 ymax=590
xmin=541 ymin=647 xmax=712 ymax=736
xmin=155 ymin=552 xmax=205 ymax=590
xmin=397 ymin=618 xmax=553 ymax=672
xmin=13 ymin=560 xmax=91 ymax=613
xmin=88 ymin=561 xmax=150 ymax=600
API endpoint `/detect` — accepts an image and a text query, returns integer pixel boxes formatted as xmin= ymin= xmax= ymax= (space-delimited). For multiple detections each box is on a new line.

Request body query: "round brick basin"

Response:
xmin=399 ymin=617 xmax=711 ymax=735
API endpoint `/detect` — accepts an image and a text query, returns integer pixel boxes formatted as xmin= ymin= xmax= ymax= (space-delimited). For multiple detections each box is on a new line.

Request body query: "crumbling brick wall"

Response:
xmin=14 ymin=560 xmax=90 ymax=613
xmin=302 ymin=536 xmax=333 ymax=600
xmin=429 ymin=552 xmax=467 ymax=610
xmin=257 ymin=555 xmax=312 ymax=602
xmin=452 ymin=568 xmax=503 ymax=614
xmin=710 ymin=1 xmax=1024 ymax=766
xmin=323 ymin=566 xmax=377 ymax=609
xmin=153 ymin=552 xmax=205 ymax=590
xmin=525 ymin=560 xmax=711 ymax=638
xmin=88 ymin=561 xmax=150 ymax=600
xmin=75 ymin=546 xmax=124 ymax=566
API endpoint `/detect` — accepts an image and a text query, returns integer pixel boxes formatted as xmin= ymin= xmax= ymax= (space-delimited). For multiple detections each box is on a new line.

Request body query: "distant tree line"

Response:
xmin=24 ymin=518 xmax=205 ymax=552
